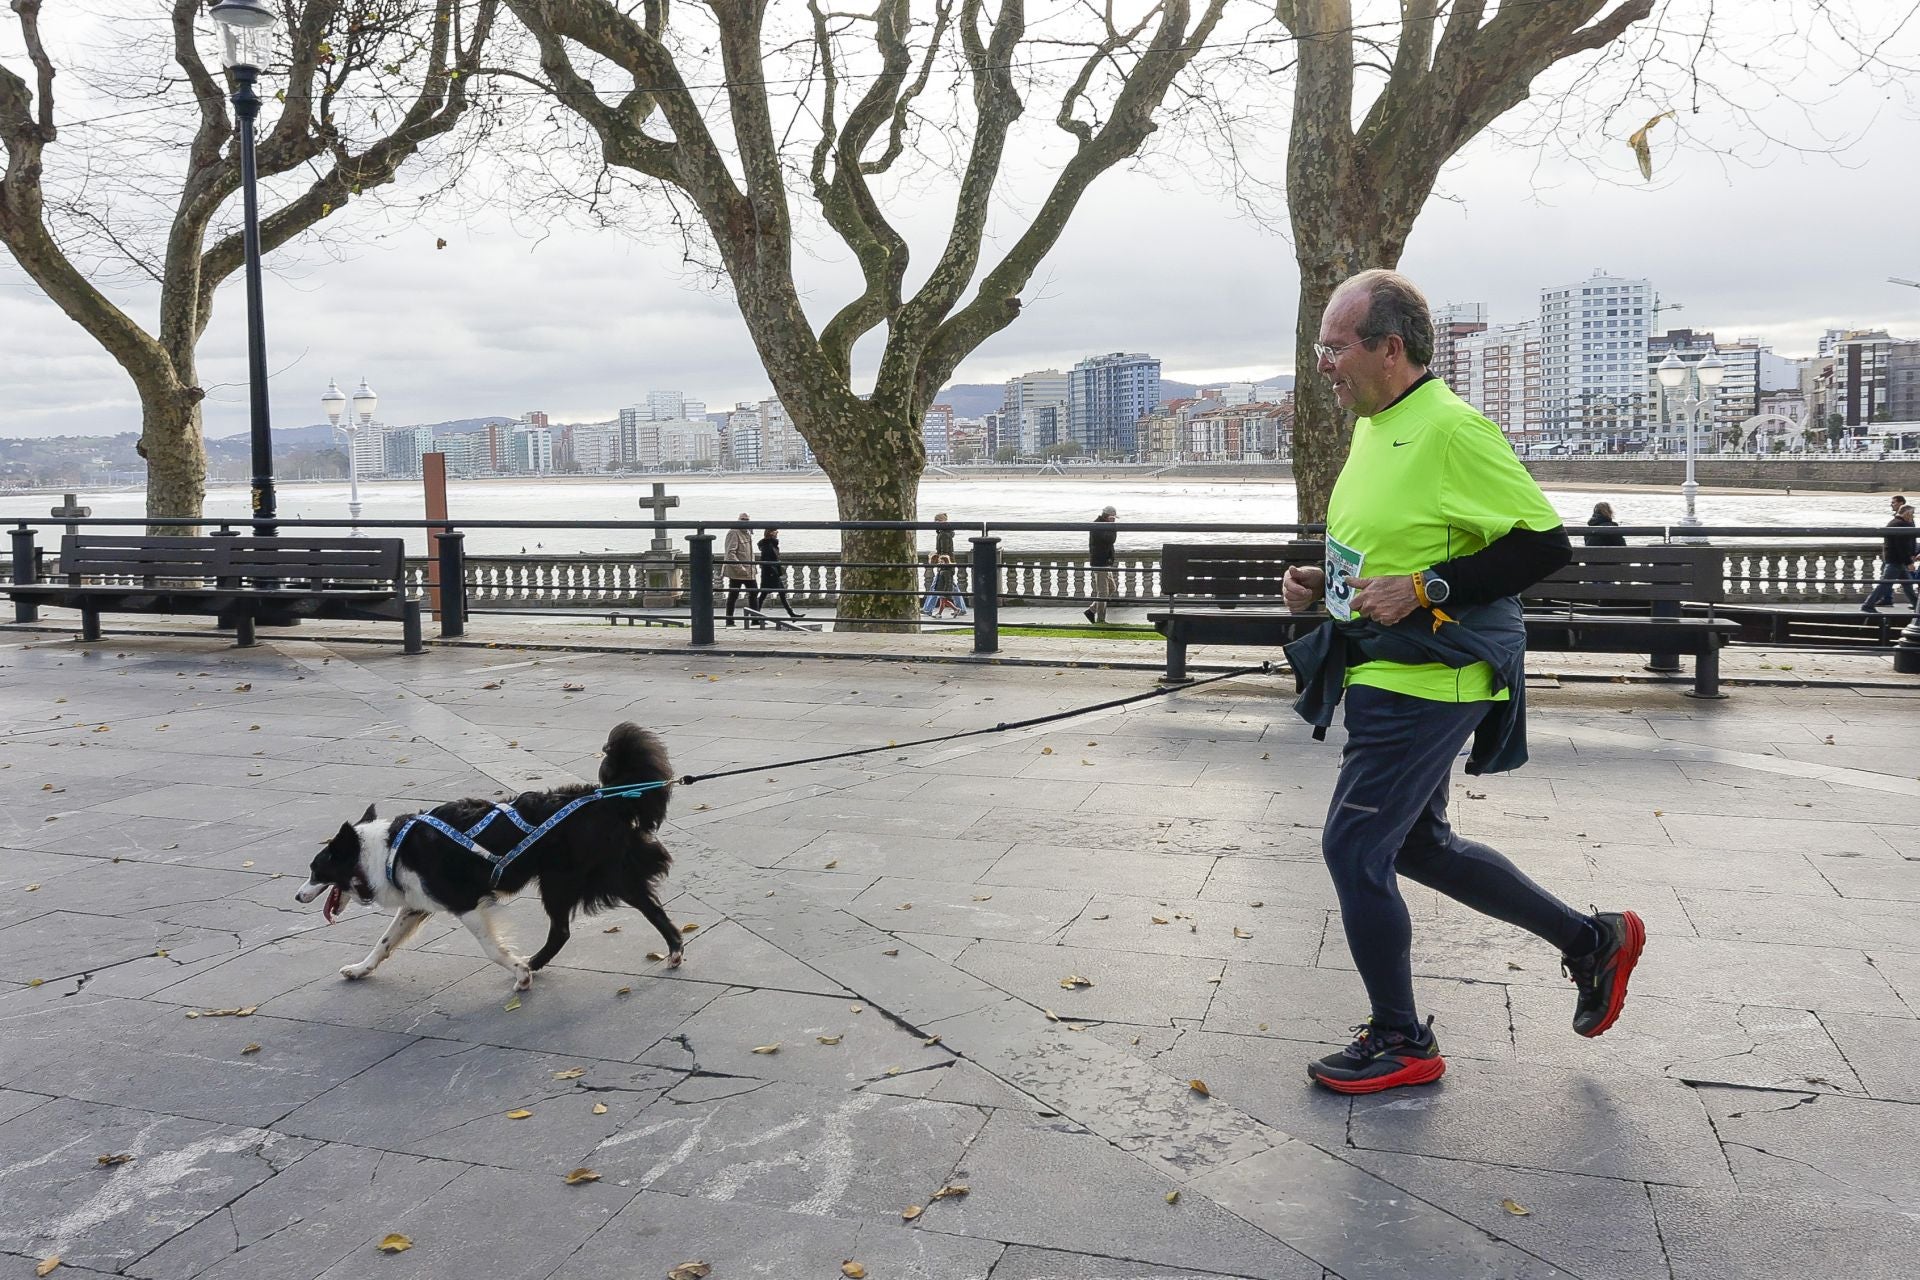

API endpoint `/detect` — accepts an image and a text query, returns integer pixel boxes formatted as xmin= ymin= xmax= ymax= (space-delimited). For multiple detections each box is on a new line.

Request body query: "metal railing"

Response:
xmin=6 ymin=515 xmax=1919 ymax=667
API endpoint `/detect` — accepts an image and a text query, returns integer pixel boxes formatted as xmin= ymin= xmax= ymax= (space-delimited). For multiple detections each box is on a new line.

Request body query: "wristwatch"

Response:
xmin=1415 ymin=570 xmax=1451 ymax=607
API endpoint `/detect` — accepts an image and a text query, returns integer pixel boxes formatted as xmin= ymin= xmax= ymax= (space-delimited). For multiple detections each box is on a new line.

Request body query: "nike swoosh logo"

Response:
xmin=1392 ymin=440 xmax=1412 ymax=447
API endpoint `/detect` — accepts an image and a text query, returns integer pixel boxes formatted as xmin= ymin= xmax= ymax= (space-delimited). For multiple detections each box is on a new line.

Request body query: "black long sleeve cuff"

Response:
xmin=1432 ymin=526 xmax=1572 ymax=607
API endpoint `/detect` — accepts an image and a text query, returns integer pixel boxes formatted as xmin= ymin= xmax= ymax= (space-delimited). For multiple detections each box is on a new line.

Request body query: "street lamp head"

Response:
xmin=350 ymin=377 xmax=378 ymax=425
xmin=208 ymin=0 xmax=278 ymax=70
xmin=320 ymin=378 xmax=346 ymax=427
xmin=1695 ymin=354 xmax=1726 ymax=389
xmin=1656 ymin=352 xmax=1687 ymax=390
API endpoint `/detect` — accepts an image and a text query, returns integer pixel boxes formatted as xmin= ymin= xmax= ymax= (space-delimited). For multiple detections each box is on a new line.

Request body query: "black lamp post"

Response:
xmin=210 ymin=0 xmax=281 ymax=534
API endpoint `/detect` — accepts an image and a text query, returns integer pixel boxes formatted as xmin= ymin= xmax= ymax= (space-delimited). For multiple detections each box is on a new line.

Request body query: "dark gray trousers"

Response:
xmin=1322 ymin=683 xmax=1592 ymax=1030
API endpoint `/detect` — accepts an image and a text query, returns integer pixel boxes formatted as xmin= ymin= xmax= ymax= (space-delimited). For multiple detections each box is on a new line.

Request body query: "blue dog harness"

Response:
xmin=385 ymin=781 xmax=669 ymax=889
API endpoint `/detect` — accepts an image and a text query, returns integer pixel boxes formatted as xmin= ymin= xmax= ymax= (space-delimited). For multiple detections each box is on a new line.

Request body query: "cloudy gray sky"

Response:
xmin=4 ymin=3 xmax=1918 ymax=441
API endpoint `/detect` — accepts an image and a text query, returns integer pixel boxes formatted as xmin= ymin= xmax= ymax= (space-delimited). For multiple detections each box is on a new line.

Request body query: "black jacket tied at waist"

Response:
xmin=1281 ymin=595 xmax=1531 ymax=775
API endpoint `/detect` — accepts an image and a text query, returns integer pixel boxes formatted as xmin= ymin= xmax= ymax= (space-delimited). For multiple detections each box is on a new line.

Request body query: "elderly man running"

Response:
xmin=1281 ymin=269 xmax=1644 ymax=1094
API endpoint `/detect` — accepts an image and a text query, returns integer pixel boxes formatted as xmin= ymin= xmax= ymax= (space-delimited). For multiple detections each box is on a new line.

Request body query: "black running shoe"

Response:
xmin=1563 ymin=909 xmax=1645 ymax=1038
xmin=1307 ymin=1017 xmax=1445 ymax=1094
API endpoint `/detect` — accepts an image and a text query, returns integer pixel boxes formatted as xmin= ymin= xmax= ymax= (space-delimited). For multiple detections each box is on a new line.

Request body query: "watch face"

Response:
xmin=1426 ymin=575 xmax=1450 ymax=604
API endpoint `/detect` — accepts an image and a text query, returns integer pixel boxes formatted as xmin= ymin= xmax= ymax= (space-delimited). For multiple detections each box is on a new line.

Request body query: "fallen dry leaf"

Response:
xmin=96 ymin=1153 xmax=133 ymax=1166
xmin=1501 ymin=1198 xmax=1531 ymax=1217
xmin=923 ymin=1035 xmax=942 ymax=1046
xmin=191 ymin=1006 xmax=257 ymax=1019
xmin=616 ymin=986 xmax=633 ymax=996
xmin=1043 ymin=1008 xmax=1060 ymax=1022
xmin=504 ymin=996 xmax=522 ymax=1012
xmin=561 ymin=683 xmax=585 ymax=692
xmin=817 ymin=1034 xmax=843 ymax=1045
xmin=563 ymin=1167 xmax=601 ymax=1185
xmin=884 ymin=1066 xmax=902 ymax=1076
xmin=971 ymin=894 xmax=993 ymax=902
xmin=824 ymin=859 xmax=839 ymax=869
xmin=1249 ymin=900 xmax=1264 ymax=908
xmin=552 ymin=1067 xmax=586 ymax=1080
xmin=931 ymin=1183 xmax=969 ymax=1200
xmin=850 ymin=1004 xmax=864 ymax=1014
xmin=667 ymin=1265 xmax=711 ymax=1280
xmin=901 ymin=1204 xmax=923 ymax=1220
xmin=1150 ymin=916 xmax=1169 ymax=925
xmin=751 ymin=1043 xmax=781 ymax=1055
xmin=377 ymin=1234 xmax=412 ymax=1253
xmin=881 ymin=948 xmax=899 ymax=957
xmin=680 ymin=922 xmax=699 ymax=934
xmin=603 ymin=925 xmax=621 ymax=934
xmin=241 ymin=1043 xmax=261 ymax=1055
xmin=36 ymin=1258 xmax=60 ymax=1277
xmin=506 ymin=1109 xmax=534 ymax=1120
xmin=1040 ymin=746 xmax=1053 ymax=755
xmin=24 ymin=883 xmax=40 ymax=892
xmin=482 ymin=681 xmax=502 ymax=690
xmin=1165 ymin=1190 xmax=1181 ymax=1204
xmin=233 ymin=683 xmax=252 ymax=692
xmin=1233 ymin=927 xmax=1253 ymax=940
xmin=593 ymin=1102 xmax=608 ymax=1115
xmin=1059 ymin=974 xmax=1094 ymax=989
xmin=841 ymin=1264 xmax=867 ymax=1279
xmin=1188 ymin=1079 xmax=1211 ymax=1097
xmin=646 ymin=951 xmax=667 ymax=961
xmin=896 ymin=902 xmax=913 ymax=911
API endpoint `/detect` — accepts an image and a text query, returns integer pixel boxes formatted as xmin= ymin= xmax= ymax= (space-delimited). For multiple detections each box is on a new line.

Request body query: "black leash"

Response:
xmin=677 ymin=661 xmax=1274 ymax=786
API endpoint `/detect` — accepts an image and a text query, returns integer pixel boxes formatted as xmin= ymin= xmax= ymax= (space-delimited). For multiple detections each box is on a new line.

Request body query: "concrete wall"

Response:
xmin=1518 ymin=459 xmax=1920 ymax=492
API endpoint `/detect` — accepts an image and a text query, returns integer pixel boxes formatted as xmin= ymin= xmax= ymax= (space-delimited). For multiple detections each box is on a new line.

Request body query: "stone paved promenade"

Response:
xmin=2 ymin=626 xmax=1917 ymax=1279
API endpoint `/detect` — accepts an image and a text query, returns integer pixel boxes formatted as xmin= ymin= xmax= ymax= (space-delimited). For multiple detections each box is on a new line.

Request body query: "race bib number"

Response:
xmin=1324 ymin=535 xmax=1364 ymax=622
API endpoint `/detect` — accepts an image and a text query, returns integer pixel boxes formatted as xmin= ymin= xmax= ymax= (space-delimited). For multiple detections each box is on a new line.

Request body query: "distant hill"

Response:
xmin=936 ymin=373 xmax=1292 ymax=419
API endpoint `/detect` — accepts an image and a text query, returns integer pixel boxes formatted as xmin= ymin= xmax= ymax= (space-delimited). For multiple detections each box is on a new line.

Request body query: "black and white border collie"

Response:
xmin=294 ymin=722 xmax=683 ymax=990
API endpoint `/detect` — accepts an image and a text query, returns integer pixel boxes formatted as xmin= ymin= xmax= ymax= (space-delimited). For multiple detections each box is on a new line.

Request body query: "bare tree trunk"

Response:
xmin=139 ymin=388 xmax=208 ymax=530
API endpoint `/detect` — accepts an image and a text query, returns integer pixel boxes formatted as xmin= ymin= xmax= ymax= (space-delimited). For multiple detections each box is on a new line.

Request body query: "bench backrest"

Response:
xmin=60 ymin=534 xmax=409 ymax=592
xmin=1158 ymin=541 xmax=1724 ymax=606
xmin=1160 ymin=542 xmax=1320 ymax=602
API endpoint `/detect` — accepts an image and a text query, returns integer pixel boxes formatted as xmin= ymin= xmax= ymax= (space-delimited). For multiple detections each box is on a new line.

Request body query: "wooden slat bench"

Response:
xmin=1147 ymin=542 xmax=1740 ymax=697
xmin=5 ymin=534 xmax=423 ymax=653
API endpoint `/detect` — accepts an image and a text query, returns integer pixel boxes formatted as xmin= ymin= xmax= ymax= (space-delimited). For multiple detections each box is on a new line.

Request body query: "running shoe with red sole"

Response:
xmin=1564 ymin=909 xmax=1645 ymax=1038
xmin=1307 ymin=1017 xmax=1446 ymax=1094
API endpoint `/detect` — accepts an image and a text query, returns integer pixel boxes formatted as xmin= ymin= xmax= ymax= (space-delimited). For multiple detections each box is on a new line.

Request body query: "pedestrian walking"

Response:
xmin=922 ymin=554 xmax=965 ymax=617
xmin=722 ymin=514 xmax=756 ymax=626
xmin=1583 ymin=501 xmax=1626 ymax=547
xmin=933 ymin=512 xmax=956 ymax=559
xmin=1085 ymin=505 xmax=1118 ymax=623
xmin=1861 ymin=499 xmax=1918 ymax=612
xmin=1280 ymin=268 xmax=1643 ymax=1095
xmin=753 ymin=526 xmax=805 ymax=623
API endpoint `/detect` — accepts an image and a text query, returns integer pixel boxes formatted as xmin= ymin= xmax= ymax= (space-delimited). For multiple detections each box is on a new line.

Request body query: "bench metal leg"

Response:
xmin=1160 ymin=634 xmax=1192 ymax=685
xmin=1645 ymin=601 xmax=1681 ymax=674
xmin=402 ymin=601 xmax=424 ymax=655
xmin=1684 ymin=646 xmax=1727 ymax=699
xmin=80 ymin=605 xmax=101 ymax=642
xmin=233 ymin=613 xmax=257 ymax=647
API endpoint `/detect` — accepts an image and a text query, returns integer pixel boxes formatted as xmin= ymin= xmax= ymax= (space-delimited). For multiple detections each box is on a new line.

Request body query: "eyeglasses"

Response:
xmin=1312 ymin=336 xmax=1376 ymax=363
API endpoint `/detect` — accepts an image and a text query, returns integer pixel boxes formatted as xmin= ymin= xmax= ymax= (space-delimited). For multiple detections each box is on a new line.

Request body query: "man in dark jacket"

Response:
xmin=1280 ymin=268 xmax=1643 ymax=1096
xmin=1862 ymin=501 xmax=1918 ymax=611
xmin=1085 ymin=506 xmax=1118 ymax=623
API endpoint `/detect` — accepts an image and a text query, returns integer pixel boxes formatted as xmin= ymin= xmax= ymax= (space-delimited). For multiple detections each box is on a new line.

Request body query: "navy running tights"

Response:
xmin=1321 ymin=683 xmax=1596 ymax=1032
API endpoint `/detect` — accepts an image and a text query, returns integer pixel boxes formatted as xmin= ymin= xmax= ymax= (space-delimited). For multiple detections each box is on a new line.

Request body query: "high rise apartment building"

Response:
xmin=921 ymin=404 xmax=953 ymax=462
xmin=1456 ymin=322 xmax=1544 ymax=445
xmin=1431 ymin=302 xmax=1489 ymax=393
xmin=1068 ymin=353 xmax=1159 ymax=456
xmin=1539 ymin=272 xmax=1652 ymax=445
xmin=725 ymin=403 xmax=763 ymax=469
xmin=758 ymin=399 xmax=809 ymax=469
xmin=1001 ymin=370 xmax=1068 ymax=455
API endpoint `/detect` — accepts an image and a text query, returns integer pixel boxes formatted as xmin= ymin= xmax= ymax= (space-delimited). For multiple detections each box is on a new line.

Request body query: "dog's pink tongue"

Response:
xmin=323 ymin=885 xmax=342 ymax=924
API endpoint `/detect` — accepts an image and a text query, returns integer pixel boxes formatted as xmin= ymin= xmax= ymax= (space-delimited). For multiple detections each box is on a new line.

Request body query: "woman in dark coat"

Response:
xmin=752 ymin=527 xmax=805 ymax=623
xmin=1583 ymin=502 xmax=1627 ymax=548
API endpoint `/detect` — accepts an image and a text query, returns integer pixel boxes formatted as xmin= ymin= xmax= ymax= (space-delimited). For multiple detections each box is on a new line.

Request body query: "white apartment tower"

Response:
xmin=1539 ymin=271 xmax=1653 ymax=446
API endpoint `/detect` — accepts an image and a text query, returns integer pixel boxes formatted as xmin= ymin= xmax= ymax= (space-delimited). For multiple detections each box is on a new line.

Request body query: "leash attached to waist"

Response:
xmin=386 ymin=781 xmax=671 ymax=888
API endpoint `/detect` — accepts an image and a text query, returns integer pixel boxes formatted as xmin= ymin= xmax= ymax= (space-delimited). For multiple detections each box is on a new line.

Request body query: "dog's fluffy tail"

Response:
xmin=599 ymin=722 xmax=674 ymax=831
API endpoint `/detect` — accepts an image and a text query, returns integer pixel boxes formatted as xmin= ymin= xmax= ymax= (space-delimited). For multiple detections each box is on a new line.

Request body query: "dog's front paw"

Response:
xmin=666 ymin=949 xmax=685 ymax=969
xmin=512 ymin=966 xmax=533 ymax=992
xmin=340 ymin=962 xmax=374 ymax=981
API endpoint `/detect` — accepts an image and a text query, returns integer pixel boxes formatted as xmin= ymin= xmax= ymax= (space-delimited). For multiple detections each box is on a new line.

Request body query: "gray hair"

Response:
xmin=1334 ymin=269 xmax=1434 ymax=367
